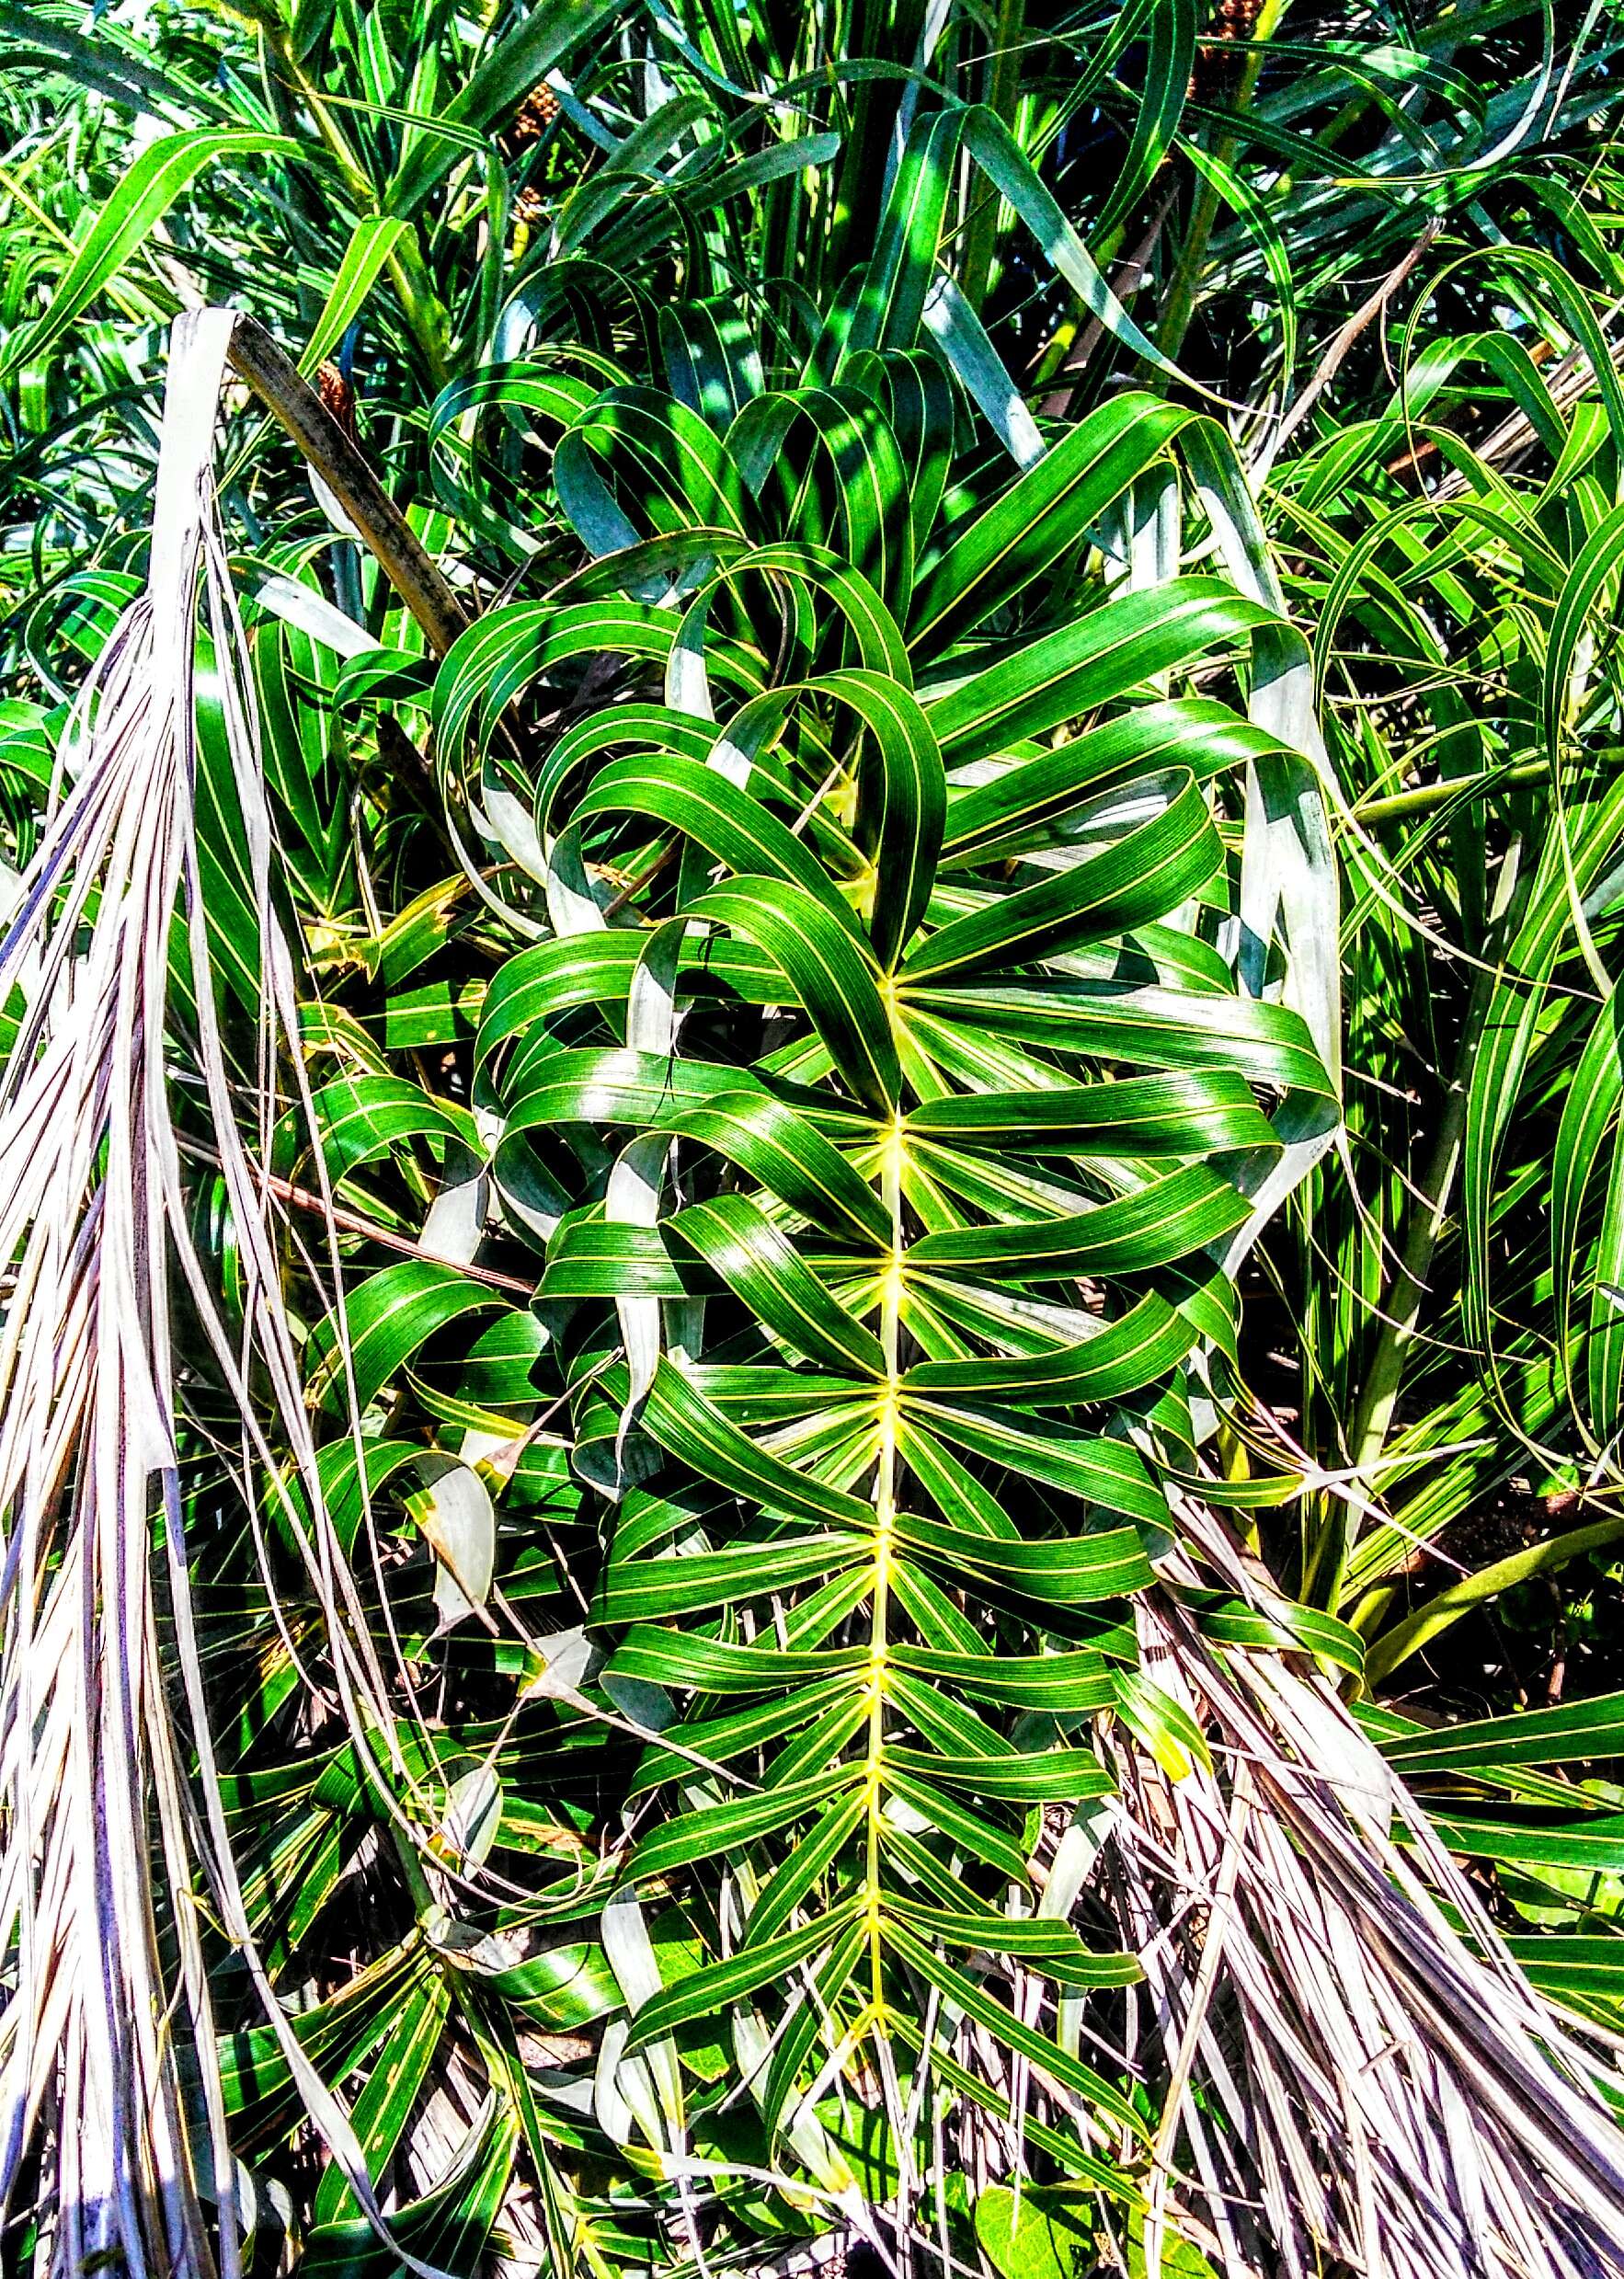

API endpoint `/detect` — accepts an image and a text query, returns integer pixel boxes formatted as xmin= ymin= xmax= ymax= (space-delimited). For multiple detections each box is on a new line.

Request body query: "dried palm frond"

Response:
xmin=0 ymin=308 xmax=418 ymax=2279
xmin=1108 ymin=1508 xmax=1624 ymax=2279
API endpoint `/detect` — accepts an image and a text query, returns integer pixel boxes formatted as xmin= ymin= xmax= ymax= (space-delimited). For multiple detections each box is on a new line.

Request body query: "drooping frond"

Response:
xmin=1115 ymin=1509 xmax=1624 ymax=2279
xmin=0 ymin=308 xmax=408 ymax=2279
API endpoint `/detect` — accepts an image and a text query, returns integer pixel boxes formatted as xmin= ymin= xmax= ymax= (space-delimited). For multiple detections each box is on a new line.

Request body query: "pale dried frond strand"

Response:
xmin=1109 ymin=1512 xmax=1624 ymax=2279
xmin=0 ymin=309 xmax=421 ymax=2279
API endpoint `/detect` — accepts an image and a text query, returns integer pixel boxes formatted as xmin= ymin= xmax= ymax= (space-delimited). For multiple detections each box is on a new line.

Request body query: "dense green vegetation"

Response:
xmin=7 ymin=1 xmax=1624 ymax=2273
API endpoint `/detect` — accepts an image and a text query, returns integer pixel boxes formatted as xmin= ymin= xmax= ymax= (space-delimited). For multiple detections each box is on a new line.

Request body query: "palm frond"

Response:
xmin=0 ymin=307 xmax=411 ymax=2277
xmin=1116 ymin=1506 xmax=1624 ymax=2279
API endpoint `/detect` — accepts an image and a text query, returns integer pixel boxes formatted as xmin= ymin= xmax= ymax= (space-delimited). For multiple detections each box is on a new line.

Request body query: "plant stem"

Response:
xmin=177 ymin=1133 xmax=533 ymax=1294
xmin=265 ymin=28 xmax=452 ymax=388
xmin=1041 ymin=183 xmax=1178 ymax=418
xmin=1157 ymin=0 xmax=1293 ymax=368
xmin=1347 ymin=1040 xmax=1474 ymax=1475
xmin=959 ymin=0 xmax=1026 ymax=315
xmin=1354 ymin=759 xmax=1547 ymax=824
xmin=1365 ymin=1500 xmax=1624 ymax=1686
xmin=1261 ymin=218 xmax=1438 ymax=473
xmin=224 ymin=315 xmax=468 ymax=658
xmin=864 ymin=1114 xmax=906 ymax=2010
xmin=1306 ymin=967 xmax=1490 ymax=1615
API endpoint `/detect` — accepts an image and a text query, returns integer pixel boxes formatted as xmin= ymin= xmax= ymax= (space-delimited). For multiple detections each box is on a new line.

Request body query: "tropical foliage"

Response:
xmin=6 ymin=2 xmax=1624 ymax=2277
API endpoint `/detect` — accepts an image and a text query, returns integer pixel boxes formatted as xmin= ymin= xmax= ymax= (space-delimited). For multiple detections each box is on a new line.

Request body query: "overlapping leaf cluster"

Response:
xmin=6 ymin=0 xmax=1624 ymax=2273
xmin=442 ymin=338 xmax=1337 ymax=2127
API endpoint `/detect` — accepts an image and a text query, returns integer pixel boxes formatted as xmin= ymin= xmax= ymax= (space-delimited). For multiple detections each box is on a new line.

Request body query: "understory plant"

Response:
xmin=8 ymin=3 xmax=1624 ymax=2278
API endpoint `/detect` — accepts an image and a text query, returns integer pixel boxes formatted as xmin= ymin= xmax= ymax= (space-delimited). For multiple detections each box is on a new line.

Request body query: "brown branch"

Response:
xmin=1270 ymin=220 xmax=1440 ymax=465
xmin=177 ymin=1134 xmax=537 ymax=1297
xmin=1040 ymin=180 xmax=1181 ymax=419
xmin=1386 ymin=306 xmax=1624 ymax=496
xmin=223 ymin=314 xmax=469 ymax=660
xmin=1386 ymin=332 xmax=1559 ymax=489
